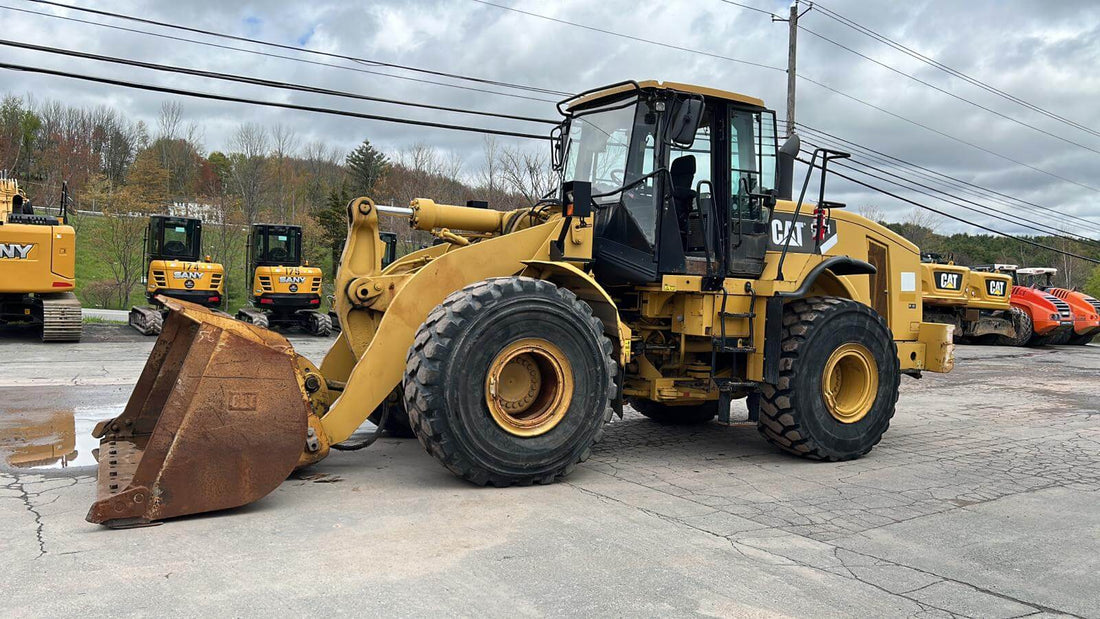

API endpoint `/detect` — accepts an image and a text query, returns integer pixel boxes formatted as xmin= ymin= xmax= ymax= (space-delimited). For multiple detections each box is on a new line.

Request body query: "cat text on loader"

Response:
xmin=0 ymin=175 xmax=82 ymax=342
xmin=129 ymin=215 xmax=225 ymax=335
xmin=87 ymin=81 xmax=953 ymax=527
xmin=236 ymin=223 xmax=332 ymax=335
xmin=919 ymin=254 xmax=1022 ymax=344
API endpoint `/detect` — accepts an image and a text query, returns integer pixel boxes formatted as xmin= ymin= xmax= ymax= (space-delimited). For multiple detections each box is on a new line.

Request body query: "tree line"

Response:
xmin=0 ymin=95 xmax=555 ymax=309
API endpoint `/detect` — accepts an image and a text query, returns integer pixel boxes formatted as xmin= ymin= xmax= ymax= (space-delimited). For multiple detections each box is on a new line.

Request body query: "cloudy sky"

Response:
xmin=4 ymin=0 xmax=1100 ymax=235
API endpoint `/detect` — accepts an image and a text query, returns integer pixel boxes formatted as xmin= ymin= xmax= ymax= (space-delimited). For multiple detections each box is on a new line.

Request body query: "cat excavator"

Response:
xmin=0 ymin=175 xmax=82 ymax=342
xmin=87 ymin=80 xmax=954 ymax=527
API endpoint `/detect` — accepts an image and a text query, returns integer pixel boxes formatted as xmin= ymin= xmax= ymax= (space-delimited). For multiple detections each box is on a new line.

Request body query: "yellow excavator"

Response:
xmin=0 ymin=175 xmax=82 ymax=342
xmin=129 ymin=215 xmax=225 ymax=335
xmin=87 ymin=80 xmax=954 ymax=527
xmin=235 ymin=223 xmax=331 ymax=335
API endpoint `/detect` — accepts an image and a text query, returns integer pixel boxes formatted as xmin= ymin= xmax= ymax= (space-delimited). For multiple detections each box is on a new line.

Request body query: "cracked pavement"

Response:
xmin=0 ymin=328 xmax=1097 ymax=617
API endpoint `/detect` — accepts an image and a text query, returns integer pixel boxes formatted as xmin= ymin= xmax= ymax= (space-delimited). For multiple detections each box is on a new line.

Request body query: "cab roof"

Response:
xmin=563 ymin=80 xmax=766 ymax=113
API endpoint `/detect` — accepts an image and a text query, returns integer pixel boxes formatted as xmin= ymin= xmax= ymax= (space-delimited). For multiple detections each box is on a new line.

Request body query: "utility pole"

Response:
xmin=774 ymin=2 xmax=812 ymax=136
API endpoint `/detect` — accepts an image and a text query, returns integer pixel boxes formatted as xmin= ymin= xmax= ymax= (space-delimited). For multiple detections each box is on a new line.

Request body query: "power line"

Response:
xmin=787 ymin=122 xmax=1100 ymax=234
xmin=467 ymin=0 xmax=786 ymax=73
xmin=795 ymin=23 xmax=1100 ymax=157
xmin=0 ymin=61 xmax=549 ymax=140
xmin=799 ymin=156 xmax=1100 ymax=264
xmin=27 ymin=0 xmax=571 ymax=98
xmin=811 ymin=1 xmax=1100 ymax=140
xmin=474 ymin=0 xmax=1100 ymax=196
xmin=0 ymin=3 xmax=558 ymax=103
xmin=795 ymin=132 xmax=1100 ymax=248
xmin=0 ymin=38 xmax=558 ymax=126
xmin=797 ymin=130 xmax=1100 ymax=242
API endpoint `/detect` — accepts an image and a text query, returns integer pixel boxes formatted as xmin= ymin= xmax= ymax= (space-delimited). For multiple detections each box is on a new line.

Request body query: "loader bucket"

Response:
xmin=87 ymin=297 xmax=311 ymax=528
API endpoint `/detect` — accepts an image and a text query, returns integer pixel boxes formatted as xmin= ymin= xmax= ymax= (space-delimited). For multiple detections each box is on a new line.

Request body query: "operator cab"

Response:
xmin=555 ymin=80 xmax=783 ymax=286
xmin=250 ymin=224 xmax=303 ymax=268
xmin=147 ymin=215 xmax=202 ymax=262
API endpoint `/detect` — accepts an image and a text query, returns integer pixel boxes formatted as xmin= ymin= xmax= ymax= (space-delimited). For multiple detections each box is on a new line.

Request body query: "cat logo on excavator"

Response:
xmin=87 ymin=80 xmax=954 ymax=527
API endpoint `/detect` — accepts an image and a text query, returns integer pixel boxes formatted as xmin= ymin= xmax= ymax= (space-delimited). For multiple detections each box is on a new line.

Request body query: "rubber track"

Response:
xmin=404 ymin=277 xmax=615 ymax=487
xmin=757 ymin=296 xmax=899 ymax=462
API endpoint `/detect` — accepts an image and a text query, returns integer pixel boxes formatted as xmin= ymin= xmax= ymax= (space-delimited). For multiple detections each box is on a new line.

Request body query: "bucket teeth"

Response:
xmin=87 ymin=297 xmax=312 ymax=527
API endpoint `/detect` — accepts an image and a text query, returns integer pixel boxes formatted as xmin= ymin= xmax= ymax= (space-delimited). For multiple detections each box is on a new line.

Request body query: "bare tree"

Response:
xmin=498 ymin=144 xmax=556 ymax=205
xmin=229 ymin=123 xmax=270 ymax=224
xmin=271 ymin=123 xmax=300 ymax=220
xmin=857 ymin=203 xmax=885 ymax=223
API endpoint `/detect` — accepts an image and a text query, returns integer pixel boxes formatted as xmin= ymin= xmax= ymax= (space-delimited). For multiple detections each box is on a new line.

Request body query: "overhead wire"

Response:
xmin=0 ymin=61 xmax=549 ymax=140
xmin=0 ymin=38 xmax=559 ymax=125
xmin=0 ymin=3 xmax=558 ymax=103
xmin=25 ymin=0 xmax=571 ymax=97
xmin=792 ymin=130 xmax=1100 ymax=248
xmin=786 ymin=122 xmax=1100 ymax=234
xmin=811 ymin=0 xmax=1100 ymax=140
xmin=798 ymin=156 xmax=1100 ymax=264
xmin=475 ymin=0 xmax=1100 ymax=196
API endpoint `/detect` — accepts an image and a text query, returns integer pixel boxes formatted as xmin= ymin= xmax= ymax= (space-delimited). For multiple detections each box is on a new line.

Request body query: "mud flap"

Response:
xmin=86 ymin=297 xmax=311 ymax=527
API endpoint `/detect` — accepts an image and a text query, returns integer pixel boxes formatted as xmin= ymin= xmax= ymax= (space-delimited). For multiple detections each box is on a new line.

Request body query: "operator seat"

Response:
xmin=670 ymin=155 xmax=697 ymax=231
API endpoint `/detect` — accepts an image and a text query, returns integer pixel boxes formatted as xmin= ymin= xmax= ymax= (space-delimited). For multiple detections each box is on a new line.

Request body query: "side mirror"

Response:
xmin=550 ymin=123 xmax=566 ymax=171
xmin=667 ymin=98 xmax=703 ymax=147
xmin=776 ymin=133 xmax=801 ymax=201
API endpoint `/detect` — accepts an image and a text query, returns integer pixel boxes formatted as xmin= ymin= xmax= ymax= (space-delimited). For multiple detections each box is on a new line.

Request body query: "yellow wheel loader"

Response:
xmin=87 ymin=81 xmax=954 ymax=527
xmin=0 ymin=176 xmax=82 ymax=342
xmin=129 ymin=215 xmax=225 ymax=335
xmin=919 ymin=254 xmax=1020 ymax=344
xmin=235 ymin=223 xmax=331 ymax=335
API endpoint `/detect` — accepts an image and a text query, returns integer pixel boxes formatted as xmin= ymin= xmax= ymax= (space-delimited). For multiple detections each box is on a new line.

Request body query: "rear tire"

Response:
xmin=1067 ymin=332 xmax=1096 ymax=346
xmin=404 ymin=277 xmax=615 ymax=486
xmin=1029 ymin=328 xmax=1071 ymax=347
xmin=309 ymin=311 xmax=332 ymax=337
xmin=757 ymin=297 xmax=900 ymax=461
xmin=629 ymin=399 xmax=717 ymax=425
xmin=987 ymin=307 xmax=1032 ymax=347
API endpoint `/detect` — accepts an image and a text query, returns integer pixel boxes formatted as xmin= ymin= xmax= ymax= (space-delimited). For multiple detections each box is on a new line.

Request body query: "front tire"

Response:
xmin=758 ymin=297 xmax=900 ymax=461
xmin=404 ymin=277 xmax=616 ymax=486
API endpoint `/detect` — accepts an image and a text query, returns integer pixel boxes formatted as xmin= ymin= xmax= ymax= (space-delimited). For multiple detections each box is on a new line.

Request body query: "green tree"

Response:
xmin=346 ymin=138 xmax=388 ymax=197
xmin=1086 ymin=265 xmax=1100 ymax=298
xmin=312 ymin=183 xmax=351 ymax=271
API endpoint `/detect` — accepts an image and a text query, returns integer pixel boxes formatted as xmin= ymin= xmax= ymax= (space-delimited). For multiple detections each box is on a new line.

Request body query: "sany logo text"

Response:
xmin=279 ymin=276 xmax=306 ymax=284
xmin=173 ymin=271 xmax=204 ymax=279
xmin=0 ymin=243 xmax=33 ymax=259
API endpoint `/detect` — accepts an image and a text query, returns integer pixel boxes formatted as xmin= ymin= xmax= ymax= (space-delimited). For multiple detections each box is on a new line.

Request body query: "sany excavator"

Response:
xmin=0 ymin=175 xmax=82 ymax=342
xmin=1016 ymin=267 xmax=1099 ymax=346
xmin=86 ymin=80 xmax=954 ymax=527
xmin=129 ymin=215 xmax=225 ymax=335
xmin=236 ymin=223 xmax=331 ymax=335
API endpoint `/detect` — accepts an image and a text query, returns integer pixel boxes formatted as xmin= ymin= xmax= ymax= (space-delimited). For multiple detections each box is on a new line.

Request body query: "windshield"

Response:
xmin=563 ymin=97 xmax=659 ymax=242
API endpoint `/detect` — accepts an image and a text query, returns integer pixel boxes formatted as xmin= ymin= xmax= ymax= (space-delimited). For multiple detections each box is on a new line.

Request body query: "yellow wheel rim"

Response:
xmin=821 ymin=343 xmax=879 ymax=424
xmin=485 ymin=338 xmax=573 ymax=437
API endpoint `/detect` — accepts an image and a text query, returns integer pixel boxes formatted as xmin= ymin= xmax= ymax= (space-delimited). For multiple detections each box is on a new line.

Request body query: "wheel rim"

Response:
xmin=485 ymin=338 xmax=573 ymax=437
xmin=821 ymin=343 xmax=878 ymax=424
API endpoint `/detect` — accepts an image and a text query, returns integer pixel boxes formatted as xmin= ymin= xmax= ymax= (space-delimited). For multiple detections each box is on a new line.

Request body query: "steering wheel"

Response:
xmin=267 ymin=247 xmax=289 ymax=262
xmin=163 ymin=240 xmax=187 ymax=256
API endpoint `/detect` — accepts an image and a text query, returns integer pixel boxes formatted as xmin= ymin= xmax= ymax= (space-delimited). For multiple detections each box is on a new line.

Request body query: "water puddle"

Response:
xmin=0 ymin=405 xmax=122 ymax=470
